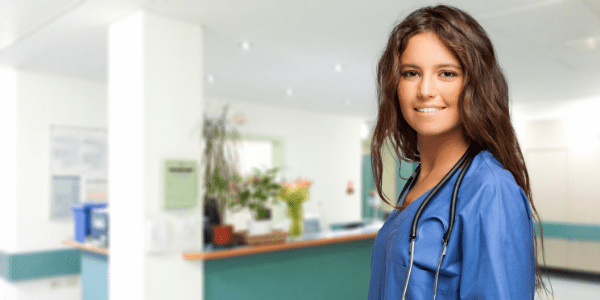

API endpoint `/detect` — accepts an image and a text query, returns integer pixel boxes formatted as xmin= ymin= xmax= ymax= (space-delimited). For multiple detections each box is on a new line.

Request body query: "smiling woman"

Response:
xmin=368 ymin=4 xmax=548 ymax=300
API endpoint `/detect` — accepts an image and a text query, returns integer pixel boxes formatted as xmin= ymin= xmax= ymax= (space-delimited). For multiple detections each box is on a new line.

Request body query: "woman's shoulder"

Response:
xmin=465 ymin=150 xmax=520 ymax=190
xmin=458 ymin=150 xmax=530 ymax=215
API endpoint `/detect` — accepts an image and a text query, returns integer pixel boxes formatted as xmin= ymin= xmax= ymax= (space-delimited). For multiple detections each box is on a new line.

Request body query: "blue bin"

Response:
xmin=72 ymin=203 xmax=107 ymax=242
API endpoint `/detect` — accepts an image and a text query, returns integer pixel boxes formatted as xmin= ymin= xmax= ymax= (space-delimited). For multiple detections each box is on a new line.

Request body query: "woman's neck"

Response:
xmin=417 ymin=130 xmax=470 ymax=181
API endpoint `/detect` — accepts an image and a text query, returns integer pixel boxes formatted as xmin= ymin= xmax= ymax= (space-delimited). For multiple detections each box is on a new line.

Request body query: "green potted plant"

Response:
xmin=228 ymin=167 xmax=282 ymax=235
xmin=201 ymin=105 xmax=240 ymax=245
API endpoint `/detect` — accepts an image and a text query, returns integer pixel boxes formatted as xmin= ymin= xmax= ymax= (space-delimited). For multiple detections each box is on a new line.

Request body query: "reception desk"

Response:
xmin=62 ymin=240 xmax=108 ymax=300
xmin=184 ymin=226 xmax=380 ymax=300
xmin=64 ymin=224 xmax=381 ymax=300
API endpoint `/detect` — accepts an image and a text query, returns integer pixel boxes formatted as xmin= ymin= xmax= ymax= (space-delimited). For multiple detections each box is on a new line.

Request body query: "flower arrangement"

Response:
xmin=278 ymin=178 xmax=312 ymax=237
xmin=278 ymin=179 xmax=311 ymax=204
xmin=228 ymin=168 xmax=282 ymax=220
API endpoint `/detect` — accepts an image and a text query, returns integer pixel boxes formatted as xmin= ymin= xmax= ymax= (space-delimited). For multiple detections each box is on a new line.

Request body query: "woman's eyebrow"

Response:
xmin=399 ymin=63 xmax=420 ymax=69
xmin=399 ymin=63 xmax=461 ymax=69
xmin=436 ymin=63 xmax=461 ymax=69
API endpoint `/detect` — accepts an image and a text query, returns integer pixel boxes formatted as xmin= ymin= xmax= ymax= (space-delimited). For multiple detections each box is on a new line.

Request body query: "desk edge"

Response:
xmin=183 ymin=231 xmax=377 ymax=261
xmin=62 ymin=240 xmax=109 ymax=256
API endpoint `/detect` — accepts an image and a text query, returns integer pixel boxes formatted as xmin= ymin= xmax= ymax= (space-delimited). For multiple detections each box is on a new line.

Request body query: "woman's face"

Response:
xmin=397 ymin=32 xmax=464 ymax=140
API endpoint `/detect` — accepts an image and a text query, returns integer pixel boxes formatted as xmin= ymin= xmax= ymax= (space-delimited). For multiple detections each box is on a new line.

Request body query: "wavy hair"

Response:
xmin=370 ymin=4 xmax=549 ymax=294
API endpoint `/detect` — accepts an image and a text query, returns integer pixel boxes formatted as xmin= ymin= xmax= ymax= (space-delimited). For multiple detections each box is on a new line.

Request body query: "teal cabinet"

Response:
xmin=204 ymin=238 xmax=375 ymax=300
xmin=81 ymin=252 xmax=108 ymax=300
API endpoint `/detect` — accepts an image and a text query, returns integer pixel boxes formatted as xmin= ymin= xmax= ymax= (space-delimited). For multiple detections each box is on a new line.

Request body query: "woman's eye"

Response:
xmin=402 ymin=71 xmax=418 ymax=78
xmin=440 ymin=71 xmax=457 ymax=78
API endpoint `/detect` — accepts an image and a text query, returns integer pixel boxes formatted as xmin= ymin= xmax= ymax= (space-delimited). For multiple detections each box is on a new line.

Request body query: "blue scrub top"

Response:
xmin=368 ymin=150 xmax=535 ymax=300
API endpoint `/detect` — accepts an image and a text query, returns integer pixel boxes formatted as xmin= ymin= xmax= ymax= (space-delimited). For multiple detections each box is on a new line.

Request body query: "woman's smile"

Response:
xmin=415 ymin=107 xmax=445 ymax=113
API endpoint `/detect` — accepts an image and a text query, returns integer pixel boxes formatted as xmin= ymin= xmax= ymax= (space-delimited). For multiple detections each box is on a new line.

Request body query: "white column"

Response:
xmin=108 ymin=12 xmax=203 ymax=300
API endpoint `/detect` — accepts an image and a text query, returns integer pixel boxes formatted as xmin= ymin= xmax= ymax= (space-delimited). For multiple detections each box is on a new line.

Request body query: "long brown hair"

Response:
xmin=370 ymin=4 xmax=549 ymax=294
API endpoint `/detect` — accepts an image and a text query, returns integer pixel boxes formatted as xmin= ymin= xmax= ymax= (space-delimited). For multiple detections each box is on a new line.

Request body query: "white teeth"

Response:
xmin=417 ymin=108 xmax=442 ymax=113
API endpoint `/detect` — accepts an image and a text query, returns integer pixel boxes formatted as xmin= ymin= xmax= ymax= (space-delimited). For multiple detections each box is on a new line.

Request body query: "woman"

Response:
xmin=368 ymin=5 xmax=547 ymax=300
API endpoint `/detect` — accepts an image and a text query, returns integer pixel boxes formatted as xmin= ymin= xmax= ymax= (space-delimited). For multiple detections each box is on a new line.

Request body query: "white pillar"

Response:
xmin=108 ymin=12 xmax=203 ymax=300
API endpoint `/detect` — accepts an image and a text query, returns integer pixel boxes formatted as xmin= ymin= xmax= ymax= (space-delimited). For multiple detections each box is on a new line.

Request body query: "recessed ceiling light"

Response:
xmin=206 ymin=75 xmax=215 ymax=83
xmin=286 ymin=88 xmax=293 ymax=97
xmin=239 ymin=41 xmax=252 ymax=51
xmin=334 ymin=63 xmax=344 ymax=73
xmin=566 ymin=36 xmax=599 ymax=51
xmin=585 ymin=37 xmax=598 ymax=50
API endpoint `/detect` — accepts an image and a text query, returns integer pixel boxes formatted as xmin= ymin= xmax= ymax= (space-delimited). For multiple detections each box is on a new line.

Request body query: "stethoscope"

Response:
xmin=399 ymin=146 xmax=479 ymax=300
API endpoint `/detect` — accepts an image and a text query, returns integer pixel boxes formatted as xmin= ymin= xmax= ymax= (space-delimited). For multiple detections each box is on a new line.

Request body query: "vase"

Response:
xmin=287 ymin=202 xmax=303 ymax=237
xmin=212 ymin=224 xmax=234 ymax=245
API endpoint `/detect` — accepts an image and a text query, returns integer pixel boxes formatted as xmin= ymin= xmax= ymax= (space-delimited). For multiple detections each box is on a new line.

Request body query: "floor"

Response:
xmin=536 ymin=275 xmax=600 ymax=300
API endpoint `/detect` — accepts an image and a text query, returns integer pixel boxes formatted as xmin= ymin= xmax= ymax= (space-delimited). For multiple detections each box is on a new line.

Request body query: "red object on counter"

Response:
xmin=212 ymin=225 xmax=234 ymax=245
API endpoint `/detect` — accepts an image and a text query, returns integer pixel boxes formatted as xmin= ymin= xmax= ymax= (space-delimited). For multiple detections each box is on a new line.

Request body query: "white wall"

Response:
xmin=0 ymin=279 xmax=17 ymax=300
xmin=207 ymin=98 xmax=365 ymax=226
xmin=0 ymin=70 xmax=105 ymax=299
xmin=515 ymin=97 xmax=600 ymax=272
xmin=6 ymin=276 xmax=81 ymax=300
xmin=519 ymin=118 xmax=600 ymax=225
xmin=16 ymin=71 xmax=107 ymax=253
xmin=0 ymin=67 xmax=18 ymax=253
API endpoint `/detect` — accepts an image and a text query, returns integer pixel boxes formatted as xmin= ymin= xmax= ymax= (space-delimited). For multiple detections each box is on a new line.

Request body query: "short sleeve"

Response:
xmin=459 ymin=176 xmax=535 ymax=300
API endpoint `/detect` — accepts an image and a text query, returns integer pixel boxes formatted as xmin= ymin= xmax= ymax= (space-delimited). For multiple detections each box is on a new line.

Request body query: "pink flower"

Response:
xmin=296 ymin=179 xmax=311 ymax=188
xmin=282 ymin=182 xmax=295 ymax=190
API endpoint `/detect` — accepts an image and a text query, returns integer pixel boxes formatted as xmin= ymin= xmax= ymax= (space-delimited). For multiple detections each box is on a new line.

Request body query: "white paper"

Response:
xmin=50 ymin=125 xmax=108 ymax=219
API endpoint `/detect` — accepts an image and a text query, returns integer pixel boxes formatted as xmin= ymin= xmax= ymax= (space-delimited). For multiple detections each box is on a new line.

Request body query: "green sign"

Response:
xmin=164 ymin=160 xmax=198 ymax=209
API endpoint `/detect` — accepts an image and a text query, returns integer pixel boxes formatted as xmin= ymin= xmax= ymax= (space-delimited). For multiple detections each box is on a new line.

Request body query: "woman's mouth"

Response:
xmin=415 ymin=107 xmax=444 ymax=113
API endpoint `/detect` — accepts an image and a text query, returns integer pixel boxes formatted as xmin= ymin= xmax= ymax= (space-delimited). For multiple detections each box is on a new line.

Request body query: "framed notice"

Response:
xmin=50 ymin=125 xmax=107 ymax=219
xmin=164 ymin=160 xmax=198 ymax=210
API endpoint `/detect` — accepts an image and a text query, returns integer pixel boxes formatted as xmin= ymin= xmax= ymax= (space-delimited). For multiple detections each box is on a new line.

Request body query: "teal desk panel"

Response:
xmin=204 ymin=239 xmax=375 ymax=300
xmin=5 ymin=249 xmax=80 ymax=281
xmin=81 ymin=252 xmax=108 ymax=300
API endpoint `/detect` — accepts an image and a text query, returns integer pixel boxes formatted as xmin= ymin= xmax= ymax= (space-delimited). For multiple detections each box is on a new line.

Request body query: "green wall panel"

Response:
xmin=362 ymin=154 xmax=415 ymax=219
xmin=5 ymin=249 xmax=80 ymax=281
xmin=0 ymin=251 xmax=8 ymax=279
xmin=362 ymin=155 xmax=376 ymax=219
xmin=536 ymin=222 xmax=600 ymax=241
xmin=204 ymin=239 xmax=375 ymax=300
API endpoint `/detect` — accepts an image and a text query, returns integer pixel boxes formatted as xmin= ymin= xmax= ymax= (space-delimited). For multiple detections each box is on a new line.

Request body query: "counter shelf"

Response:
xmin=62 ymin=239 xmax=109 ymax=256
xmin=183 ymin=225 xmax=381 ymax=261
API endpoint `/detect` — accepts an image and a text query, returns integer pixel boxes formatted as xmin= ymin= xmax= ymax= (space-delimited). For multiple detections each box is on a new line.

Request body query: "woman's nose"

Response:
xmin=418 ymin=75 xmax=436 ymax=99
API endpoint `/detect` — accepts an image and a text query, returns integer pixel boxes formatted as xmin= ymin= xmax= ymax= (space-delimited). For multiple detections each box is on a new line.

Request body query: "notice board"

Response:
xmin=50 ymin=125 xmax=107 ymax=219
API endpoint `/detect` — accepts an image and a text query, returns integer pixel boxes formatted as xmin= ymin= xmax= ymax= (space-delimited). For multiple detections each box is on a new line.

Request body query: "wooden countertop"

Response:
xmin=183 ymin=231 xmax=378 ymax=261
xmin=62 ymin=239 xmax=109 ymax=256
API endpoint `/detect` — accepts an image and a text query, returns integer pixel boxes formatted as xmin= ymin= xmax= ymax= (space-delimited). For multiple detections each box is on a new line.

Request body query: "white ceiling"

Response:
xmin=2 ymin=0 xmax=600 ymax=121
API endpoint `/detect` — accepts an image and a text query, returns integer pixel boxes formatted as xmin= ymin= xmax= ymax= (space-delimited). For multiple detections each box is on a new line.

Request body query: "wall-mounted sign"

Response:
xmin=164 ymin=160 xmax=198 ymax=209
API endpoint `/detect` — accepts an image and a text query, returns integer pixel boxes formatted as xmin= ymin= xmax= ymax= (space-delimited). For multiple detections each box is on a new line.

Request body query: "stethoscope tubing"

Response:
xmin=399 ymin=146 xmax=478 ymax=300
xmin=410 ymin=148 xmax=473 ymax=240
